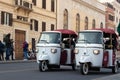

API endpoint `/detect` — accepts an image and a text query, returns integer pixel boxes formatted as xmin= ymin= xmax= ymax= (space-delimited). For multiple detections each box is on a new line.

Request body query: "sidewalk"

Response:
xmin=0 ymin=59 xmax=36 ymax=64
xmin=93 ymin=73 xmax=120 ymax=80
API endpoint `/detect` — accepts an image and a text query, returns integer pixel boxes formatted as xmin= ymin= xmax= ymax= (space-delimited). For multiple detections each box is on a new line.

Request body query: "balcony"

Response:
xmin=15 ymin=0 xmax=32 ymax=12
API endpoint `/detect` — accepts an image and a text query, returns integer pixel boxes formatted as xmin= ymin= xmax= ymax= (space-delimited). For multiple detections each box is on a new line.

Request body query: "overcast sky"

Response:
xmin=98 ymin=0 xmax=114 ymax=2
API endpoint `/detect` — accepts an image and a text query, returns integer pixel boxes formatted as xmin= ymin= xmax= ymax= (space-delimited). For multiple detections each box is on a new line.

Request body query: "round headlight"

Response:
xmin=51 ymin=48 xmax=57 ymax=53
xmin=74 ymin=49 xmax=79 ymax=54
xmin=93 ymin=50 xmax=100 ymax=55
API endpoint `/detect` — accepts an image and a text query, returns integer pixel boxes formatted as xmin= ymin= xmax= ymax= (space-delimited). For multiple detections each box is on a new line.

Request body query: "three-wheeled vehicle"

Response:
xmin=36 ymin=29 xmax=77 ymax=72
xmin=75 ymin=28 xmax=119 ymax=75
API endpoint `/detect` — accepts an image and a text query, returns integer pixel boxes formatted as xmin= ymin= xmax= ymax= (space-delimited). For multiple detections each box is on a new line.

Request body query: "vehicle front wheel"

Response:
xmin=39 ymin=61 xmax=48 ymax=72
xmin=80 ymin=63 xmax=89 ymax=75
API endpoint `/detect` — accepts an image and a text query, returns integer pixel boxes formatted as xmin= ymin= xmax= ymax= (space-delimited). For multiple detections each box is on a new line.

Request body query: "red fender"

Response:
xmin=60 ymin=50 xmax=67 ymax=64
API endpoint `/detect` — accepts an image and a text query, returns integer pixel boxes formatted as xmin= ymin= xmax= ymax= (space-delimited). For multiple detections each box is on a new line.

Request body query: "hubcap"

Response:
xmin=41 ymin=61 xmax=47 ymax=71
xmin=83 ymin=63 xmax=88 ymax=74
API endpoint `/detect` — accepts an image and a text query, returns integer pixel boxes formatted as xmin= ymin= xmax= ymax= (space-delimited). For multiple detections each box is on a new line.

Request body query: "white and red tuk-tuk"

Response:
xmin=75 ymin=28 xmax=119 ymax=75
xmin=36 ymin=29 xmax=77 ymax=72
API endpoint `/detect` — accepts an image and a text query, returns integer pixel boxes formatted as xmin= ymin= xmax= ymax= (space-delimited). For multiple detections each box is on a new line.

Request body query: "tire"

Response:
xmin=39 ymin=61 xmax=48 ymax=72
xmin=112 ymin=63 xmax=118 ymax=73
xmin=80 ymin=63 xmax=89 ymax=75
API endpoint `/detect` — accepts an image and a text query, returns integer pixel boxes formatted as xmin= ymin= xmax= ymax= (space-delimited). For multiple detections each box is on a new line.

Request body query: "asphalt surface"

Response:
xmin=0 ymin=60 xmax=120 ymax=80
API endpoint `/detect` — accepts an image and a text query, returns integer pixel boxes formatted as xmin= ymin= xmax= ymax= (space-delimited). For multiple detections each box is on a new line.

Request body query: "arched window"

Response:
xmin=63 ymin=9 xmax=68 ymax=29
xmin=100 ymin=22 xmax=103 ymax=28
xmin=85 ymin=16 xmax=88 ymax=30
xmin=76 ymin=13 xmax=80 ymax=32
xmin=92 ymin=19 xmax=96 ymax=29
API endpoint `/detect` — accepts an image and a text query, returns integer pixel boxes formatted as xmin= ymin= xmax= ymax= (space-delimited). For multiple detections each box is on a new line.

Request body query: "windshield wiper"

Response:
xmin=78 ymin=39 xmax=90 ymax=44
xmin=40 ymin=40 xmax=49 ymax=44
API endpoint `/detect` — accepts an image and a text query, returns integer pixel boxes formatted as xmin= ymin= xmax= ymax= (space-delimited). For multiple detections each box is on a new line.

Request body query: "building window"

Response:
xmin=34 ymin=20 xmax=38 ymax=31
xmin=42 ymin=0 xmax=46 ymax=9
xmin=92 ymin=19 xmax=96 ymax=29
xmin=1 ymin=11 xmax=13 ymax=26
xmin=100 ymin=22 xmax=103 ymax=28
xmin=51 ymin=24 xmax=54 ymax=31
xmin=30 ymin=19 xmax=38 ymax=31
xmin=42 ymin=22 xmax=46 ymax=31
xmin=51 ymin=0 xmax=55 ymax=12
xmin=63 ymin=9 xmax=68 ymax=29
xmin=85 ymin=16 xmax=88 ymax=30
xmin=109 ymin=14 xmax=114 ymax=21
xmin=30 ymin=19 xmax=33 ymax=30
xmin=32 ymin=0 xmax=36 ymax=6
xmin=17 ymin=16 xmax=28 ymax=22
xmin=76 ymin=13 xmax=80 ymax=32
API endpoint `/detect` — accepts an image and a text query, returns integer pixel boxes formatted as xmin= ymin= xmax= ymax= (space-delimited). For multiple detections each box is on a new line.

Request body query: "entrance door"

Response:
xmin=15 ymin=30 xmax=25 ymax=59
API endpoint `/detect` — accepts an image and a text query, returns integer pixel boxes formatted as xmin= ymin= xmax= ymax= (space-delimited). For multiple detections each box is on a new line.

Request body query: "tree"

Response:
xmin=117 ymin=23 xmax=120 ymax=36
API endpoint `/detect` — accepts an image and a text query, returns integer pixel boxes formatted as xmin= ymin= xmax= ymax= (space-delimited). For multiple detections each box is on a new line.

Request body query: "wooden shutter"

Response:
xmin=42 ymin=22 xmax=46 ymax=31
xmin=1 ymin=11 xmax=4 ymax=25
xmin=9 ymin=13 xmax=13 ymax=26
xmin=30 ymin=19 xmax=33 ymax=30
xmin=34 ymin=20 xmax=38 ymax=31
xmin=32 ymin=0 xmax=36 ymax=6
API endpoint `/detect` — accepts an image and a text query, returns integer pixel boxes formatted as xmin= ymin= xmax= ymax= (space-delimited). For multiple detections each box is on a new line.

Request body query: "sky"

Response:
xmin=98 ymin=0 xmax=114 ymax=2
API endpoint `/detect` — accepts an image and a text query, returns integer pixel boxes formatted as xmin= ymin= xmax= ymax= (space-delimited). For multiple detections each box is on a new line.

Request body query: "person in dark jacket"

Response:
xmin=3 ymin=33 xmax=11 ymax=60
xmin=10 ymin=39 xmax=14 ymax=60
xmin=23 ymin=41 xmax=29 ymax=60
xmin=0 ymin=40 xmax=5 ymax=60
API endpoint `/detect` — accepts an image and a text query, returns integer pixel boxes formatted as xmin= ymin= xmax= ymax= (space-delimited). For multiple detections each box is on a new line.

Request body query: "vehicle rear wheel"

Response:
xmin=80 ymin=63 xmax=89 ymax=75
xmin=112 ymin=62 xmax=118 ymax=73
xmin=39 ymin=61 xmax=48 ymax=72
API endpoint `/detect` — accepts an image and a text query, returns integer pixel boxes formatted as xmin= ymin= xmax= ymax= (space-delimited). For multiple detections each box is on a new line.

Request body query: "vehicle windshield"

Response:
xmin=38 ymin=32 xmax=60 ymax=44
xmin=78 ymin=32 xmax=103 ymax=44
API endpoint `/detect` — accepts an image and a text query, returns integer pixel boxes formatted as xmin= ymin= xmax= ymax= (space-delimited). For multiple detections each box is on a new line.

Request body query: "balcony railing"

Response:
xmin=15 ymin=0 xmax=32 ymax=11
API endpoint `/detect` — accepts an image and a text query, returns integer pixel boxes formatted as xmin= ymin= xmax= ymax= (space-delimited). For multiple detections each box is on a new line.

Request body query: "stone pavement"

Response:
xmin=93 ymin=73 xmax=120 ymax=80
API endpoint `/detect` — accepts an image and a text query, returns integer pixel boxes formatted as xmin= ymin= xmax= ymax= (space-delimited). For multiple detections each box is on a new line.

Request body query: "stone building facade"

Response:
xmin=57 ymin=0 xmax=105 ymax=32
xmin=0 ymin=0 xmax=105 ymax=59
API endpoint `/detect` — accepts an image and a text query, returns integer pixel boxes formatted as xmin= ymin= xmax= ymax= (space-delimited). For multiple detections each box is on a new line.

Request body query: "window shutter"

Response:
xmin=42 ymin=22 xmax=46 ymax=31
xmin=34 ymin=20 xmax=38 ymax=31
xmin=32 ymin=0 xmax=36 ymax=6
xmin=1 ymin=11 xmax=4 ymax=25
xmin=30 ymin=19 xmax=33 ymax=30
xmin=9 ymin=13 xmax=13 ymax=26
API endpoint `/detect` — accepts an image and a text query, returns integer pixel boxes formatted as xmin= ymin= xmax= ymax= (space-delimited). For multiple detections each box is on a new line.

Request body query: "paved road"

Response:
xmin=0 ymin=61 xmax=120 ymax=80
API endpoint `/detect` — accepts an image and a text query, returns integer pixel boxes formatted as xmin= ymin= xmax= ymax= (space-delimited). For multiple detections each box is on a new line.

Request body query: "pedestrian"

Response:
xmin=23 ymin=41 xmax=29 ymax=60
xmin=0 ymin=40 xmax=5 ymax=60
xmin=3 ymin=33 xmax=11 ymax=60
xmin=10 ymin=39 xmax=14 ymax=60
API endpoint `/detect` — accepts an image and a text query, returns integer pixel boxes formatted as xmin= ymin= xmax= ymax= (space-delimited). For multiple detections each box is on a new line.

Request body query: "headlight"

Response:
xmin=51 ymin=48 xmax=57 ymax=53
xmin=74 ymin=49 xmax=79 ymax=54
xmin=93 ymin=50 xmax=100 ymax=55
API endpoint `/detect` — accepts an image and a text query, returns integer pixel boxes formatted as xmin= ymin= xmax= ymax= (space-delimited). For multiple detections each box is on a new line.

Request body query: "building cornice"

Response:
xmin=73 ymin=0 xmax=105 ymax=15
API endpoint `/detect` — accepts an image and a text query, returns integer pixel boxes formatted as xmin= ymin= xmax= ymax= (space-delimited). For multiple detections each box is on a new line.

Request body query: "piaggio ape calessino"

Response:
xmin=75 ymin=28 xmax=119 ymax=75
xmin=36 ymin=29 xmax=77 ymax=72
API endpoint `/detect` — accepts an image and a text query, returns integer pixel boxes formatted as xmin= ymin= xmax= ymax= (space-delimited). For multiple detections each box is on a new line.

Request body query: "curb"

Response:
xmin=0 ymin=60 xmax=36 ymax=64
